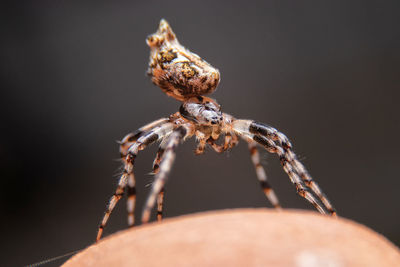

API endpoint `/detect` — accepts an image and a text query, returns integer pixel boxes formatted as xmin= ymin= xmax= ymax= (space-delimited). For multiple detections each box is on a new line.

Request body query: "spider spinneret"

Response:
xmin=96 ymin=19 xmax=336 ymax=242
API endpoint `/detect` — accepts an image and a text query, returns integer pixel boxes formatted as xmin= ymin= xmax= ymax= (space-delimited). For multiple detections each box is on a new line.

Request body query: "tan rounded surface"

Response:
xmin=63 ymin=209 xmax=400 ymax=267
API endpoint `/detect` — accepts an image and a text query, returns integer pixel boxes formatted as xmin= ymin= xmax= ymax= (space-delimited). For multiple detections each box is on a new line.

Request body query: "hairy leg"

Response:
xmin=119 ymin=118 xmax=170 ymax=226
xmin=248 ymin=121 xmax=336 ymax=215
xmin=141 ymin=125 xmax=190 ymax=223
xmin=119 ymin=118 xmax=169 ymax=159
xmin=247 ymin=140 xmax=281 ymax=209
xmin=232 ymin=119 xmax=336 ymax=216
xmin=151 ymin=138 xmax=169 ymax=221
xmin=97 ymin=122 xmax=175 ymax=241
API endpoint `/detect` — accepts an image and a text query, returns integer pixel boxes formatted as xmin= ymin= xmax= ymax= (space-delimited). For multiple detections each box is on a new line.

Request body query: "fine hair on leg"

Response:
xmin=141 ymin=125 xmax=189 ymax=223
xmin=152 ymin=137 xmax=170 ymax=221
xmin=248 ymin=121 xmax=336 ymax=216
xmin=232 ymin=119 xmax=336 ymax=215
xmin=247 ymin=140 xmax=281 ymax=209
xmin=119 ymin=118 xmax=169 ymax=159
xmin=96 ymin=122 xmax=175 ymax=241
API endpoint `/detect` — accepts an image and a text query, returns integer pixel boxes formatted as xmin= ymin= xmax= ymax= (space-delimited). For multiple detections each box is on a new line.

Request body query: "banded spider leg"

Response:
xmin=205 ymin=129 xmax=282 ymax=209
xmin=247 ymin=140 xmax=281 ymax=209
xmin=142 ymin=124 xmax=193 ymax=223
xmin=96 ymin=120 xmax=175 ymax=241
xmin=151 ymin=138 xmax=169 ymax=221
xmin=150 ymin=123 xmax=193 ymax=222
xmin=119 ymin=118 xmax=169 ymax=226
xmin=231 ymin=119 xmax=336 ymax=216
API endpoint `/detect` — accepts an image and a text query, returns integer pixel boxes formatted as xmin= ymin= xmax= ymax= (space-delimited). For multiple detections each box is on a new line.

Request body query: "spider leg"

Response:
xmin=224 ymin=132 xmax=239 ymax=150
xmin=206 ymin=137 xmax=224 ymax=153
xmin=222 ymin=133 xmax=233 ymax=150
xmin=156 ymin=188 xmax=165 ymax=221
xmin=231 ymin=119 xmax=336 ymax=216
xmin=141 ymin=125 xmax=190 ymax=223
xmin=247 ymin=140 xmax=281 ymax=209
xmin=119 ymin=118 xmax=169 ymax=159
xmin=248 ymin=121 xmax=336 ymax=216
xmin=126 ymin=171 xmax=136 ymax=227
xmin=195 ymin=132 xmax=207 ymax=155
xmin=207 ymin=132 xmax=239 ymax=153
xmin=96 ymin=121 xmax=175 ymax=241
xmin=121 ymin=119 xmax=170 ymax=227
xmin=151 ymin=138 xmax=169 ymax=221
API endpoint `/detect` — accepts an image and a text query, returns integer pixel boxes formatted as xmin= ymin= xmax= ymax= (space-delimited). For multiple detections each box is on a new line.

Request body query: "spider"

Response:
xmin=96 ymin=19 xmax=336 ymax=241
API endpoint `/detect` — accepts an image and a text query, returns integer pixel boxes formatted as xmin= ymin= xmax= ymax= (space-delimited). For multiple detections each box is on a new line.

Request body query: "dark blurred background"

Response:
xmin=1 ymin=1 xmax=399 ymax=266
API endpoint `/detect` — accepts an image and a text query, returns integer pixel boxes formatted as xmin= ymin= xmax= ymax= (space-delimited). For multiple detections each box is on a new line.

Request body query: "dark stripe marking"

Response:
xmin=260 ymin=180 xmax=272 ymax=189
xmin=126 ymin=153 xmax=136 ymax=163
xmin=249 ymin=122 xmax=275 ymax=137
xmin=249 ymin=146 xmax=257 ymax=154
xmin=127 ymin=130 xmax=144 ymax=142
xmin=179 ymin=104 xmax=198 ymax=122
xmin=127 ymin=187 xmax=136 ymax=195
xmin=253 ymin=135 xmax=275 ymax=150
xmin=142 ymin=132 xmax=159 ymax=146
xmin=153 ymin=164 xmax=160 ymax=171
xmin=157 ymin=147 xmax=166 ymax=155
xmin=115 ymin=192 xmax=124 ymax=197
xmin=177 ymin=126 xmax=187 ymax=136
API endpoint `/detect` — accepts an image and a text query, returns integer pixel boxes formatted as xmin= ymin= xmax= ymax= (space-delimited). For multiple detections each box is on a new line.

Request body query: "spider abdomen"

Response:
xmin=147 ymin=20 xmax=220 ymax=101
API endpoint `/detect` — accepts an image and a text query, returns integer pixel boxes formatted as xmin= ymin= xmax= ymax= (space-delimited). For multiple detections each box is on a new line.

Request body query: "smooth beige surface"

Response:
xmin=63 ymin=209 xmax=400 ymax=267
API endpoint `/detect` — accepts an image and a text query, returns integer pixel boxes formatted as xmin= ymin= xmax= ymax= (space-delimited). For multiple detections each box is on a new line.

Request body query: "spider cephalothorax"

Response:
xmin=96 ymin=19 xmax=336 ymax=242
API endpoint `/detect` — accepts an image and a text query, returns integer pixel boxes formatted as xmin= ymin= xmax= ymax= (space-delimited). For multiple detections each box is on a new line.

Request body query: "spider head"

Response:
xmin=146 ymin=19 xmax=220 ymax=101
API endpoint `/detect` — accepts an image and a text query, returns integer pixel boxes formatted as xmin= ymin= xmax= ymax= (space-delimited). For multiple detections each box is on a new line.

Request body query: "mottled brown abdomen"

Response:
xmin=147 ymin=19 xmax=220 ymax=101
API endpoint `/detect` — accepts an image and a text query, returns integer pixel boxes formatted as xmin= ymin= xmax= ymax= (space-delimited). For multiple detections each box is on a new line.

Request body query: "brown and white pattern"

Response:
xmin=96 ymin=19 xmax=336 ymax=242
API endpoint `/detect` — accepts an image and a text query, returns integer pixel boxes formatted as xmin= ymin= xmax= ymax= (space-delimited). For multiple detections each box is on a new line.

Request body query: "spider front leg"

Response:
xmin=232 ymin=119 xmax=336 ymax=216
xmin=96 ymin=121 xmax=175 ymax=242
xmin=249 ymin=121 xmax=336 ymax=216
xmin=142 ymin=125 xmax=192 ymax=223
